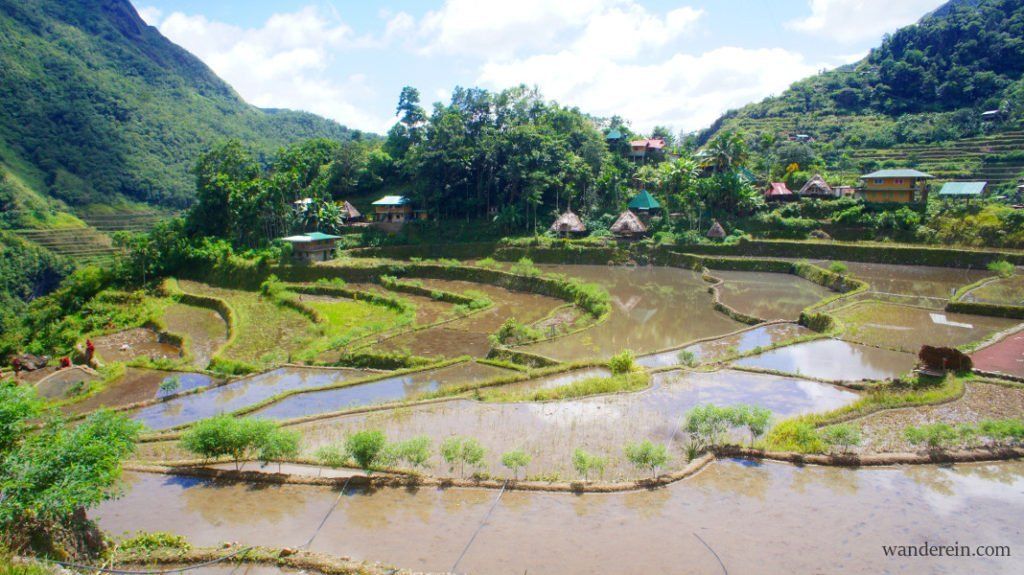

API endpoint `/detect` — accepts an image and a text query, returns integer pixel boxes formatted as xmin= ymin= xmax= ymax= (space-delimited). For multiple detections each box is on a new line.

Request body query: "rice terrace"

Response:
xmin=4 ymin=1 xmax=1024 ymax=574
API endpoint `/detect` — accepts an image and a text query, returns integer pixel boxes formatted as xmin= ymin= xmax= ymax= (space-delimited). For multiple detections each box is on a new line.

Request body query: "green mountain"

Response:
xmin=700 ymin=0 xmax=1024 ymax=189
xmin=0 ymin=0 xmax=362 ymax=221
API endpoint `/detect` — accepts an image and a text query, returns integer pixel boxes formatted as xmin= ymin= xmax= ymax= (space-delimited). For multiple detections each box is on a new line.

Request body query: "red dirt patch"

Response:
xmin=972 ymin=331 xmax=1024 ymax=378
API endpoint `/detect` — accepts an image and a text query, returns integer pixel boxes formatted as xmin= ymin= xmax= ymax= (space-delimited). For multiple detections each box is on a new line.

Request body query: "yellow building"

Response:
xmin=859 ymin=169 xmax=933 ymax=203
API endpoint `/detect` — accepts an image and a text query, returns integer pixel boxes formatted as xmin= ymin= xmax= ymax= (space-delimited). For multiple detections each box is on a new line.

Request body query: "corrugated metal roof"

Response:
xmin=628 ymin=190 xmax=661 ymax=210
xmin=372 ymin=195 xmax=410 ymax=206
xmin=280 ymin=232 xmax=341 ymax=242
xmin=861 ymin=169 xmax=934 ymax=179
xmin=938 ymin=181 xmax=987 ymax=196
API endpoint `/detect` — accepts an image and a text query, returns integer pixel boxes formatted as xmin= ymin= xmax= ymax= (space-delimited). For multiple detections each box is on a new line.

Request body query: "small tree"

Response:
xmin=827 ymin=261 xmax=848 ymax=276
xmin=501 ymin=450 xmax=531 ymax=480
xmin=736 ymin=405 xmax=772 ymax=444
xmin=257 ymin=428 xmax=302 ymax=472
xmin=180 ymin=415 xmax=275 ymax=470
xmin=572 ymin=448 xmax=607 ymax=481
xmin=821 ymin=424 xmax=862 ymax=454
xmin=987 ymin=260 xmax=1015 ymax=279
xmin=441 ymin=436 xmax=486 ymax=478
xmin=683 ymin=405 xmax=733 ymax=452
xmin=392 ymin=435 xmax=432 ymax=470
xmin=608 ymin=350 xmax=636 ymax=374
xmin=345 ymin=430 xmax=388 ymax=473
xmin=624 ymin=440 xmax=669 ymax=479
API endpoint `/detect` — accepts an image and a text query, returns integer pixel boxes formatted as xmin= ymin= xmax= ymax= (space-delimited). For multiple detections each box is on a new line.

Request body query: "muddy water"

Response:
xmin=834 ymin=302 xmax=1020 ymax=352
xmin=288 ymin=369 xmax=857 ymax=479
xmin=710 ymin=269 xmax=834 ymax=320
xmin=131 ymin=367 xmax=370 ymax=430
xmin=522 ymin=265 xmax=743 ymax=361
xmin=813 ymin=260 xmax=989 ymax=299
xmin=62 ymin=369 xmax=218 ymax=415
xmin=34 ymin=367 xmax=100 ymax=400
xmin=964 ymin=275 xmax=1024 ymax=306
xmin=163 ymin=303 xmax=228 ymax=369
xmin=370 ymin=279 xmax=564 ymax=358
xmin=249 ymin=362 xmax=513 ymax=420
xmin=733 ymin=338 xmax=917 ymax=381
xmin=637 ymin=323 xmax=811 ymax=368
xmin=97 ymin=460 xmax=1024 ymax=575
xmin=93 ymin=328 xmax=181 ymax=363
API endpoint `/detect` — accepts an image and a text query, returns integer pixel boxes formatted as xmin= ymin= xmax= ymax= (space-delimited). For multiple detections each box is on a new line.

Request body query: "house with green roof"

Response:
xmin=860 ymin=169 xmax=934 ymax=203
xmin=938 ymin=181 xmax=987 ymax=200
xmin=627 ymin=190 xmax=661 ymax=217
xmin=280 ymin=232 xmax=342 ymax=263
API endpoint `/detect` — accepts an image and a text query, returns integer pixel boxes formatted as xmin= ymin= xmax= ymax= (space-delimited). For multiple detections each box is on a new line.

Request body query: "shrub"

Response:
xmin=904 ymin=422 xmax=968 ymax=450
xmin=977 ymin=418 xmax=1024 ymax=444
xmin=509 ymin=257 xmax=541 ymax=277
xmin=491 ymin=317 xmax=544 ymax=346
xmin=441 ymin=436 xmax=486 ymax=478
xmin=624 ymin=440 xmax=669 ymax=479
xmin=677 ymin=349 xmax=698 ymax=367
xmin=607 ymin=349 xmax=636 ymax=374
xmin=345 ymin=430 xmax=388 ymax=473
xmin=476 ymin=257 xmax=502 ymax=270
xmin=683 ymin=405 xmax=734 ymax=452
xmin=987 ymin=260 xmax=1015 ymax=278
xmin=180 ymin=415 xmax=276 ymax=469
xmin=827 ymin=261 xmax=848 ymax=276
xmin=388 ymin=435 xmax=433 ymax=469
xmin=734 ymin=405 xmax=772 ymax=444
xmin=500 ymin=449 xmax=531 ymax=480
xmin=158 ymin=377 xmax=180 ymax=394
xmin=314 ymin=443 xmax=348 ymax=470
xmin=820 ymin=424 xmax=862 ymax=453
xmin=257 ymin=428 xmax=301 ymax=472
xmin=115 ymin=531 xmax=191 ymax=553
xmin=765 ymin=420 xmax=825 ymax=453
xmin=571 ymin=448 xmax=606 ymax=481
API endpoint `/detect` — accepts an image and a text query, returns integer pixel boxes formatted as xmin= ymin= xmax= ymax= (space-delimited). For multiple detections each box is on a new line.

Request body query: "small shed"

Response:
xmin=765 ymin=182 xmax=794 ymax=201
xmin=610 ymin=210 xmax=648 ymax=239
xmin=706 ymin=220 xmax=726 ymax=240
xmin=280 ymin=232 xmax=341 ymax=263
xmin=550 ymin=210 xmax=587 ymax=236
xmin=627 ymin=190 xmax=661 ymax=215
xmin=799 ymin=174 xmax=835 ymax=198
xmin=938 ymin=181 xmax=987 ymax=200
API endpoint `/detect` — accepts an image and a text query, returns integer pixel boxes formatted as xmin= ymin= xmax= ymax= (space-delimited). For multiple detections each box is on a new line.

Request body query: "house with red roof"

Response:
xmin=765 ymin=182 xmax=794 ymax=201
xmin=629 ymin=138 xmax=666 ymax=160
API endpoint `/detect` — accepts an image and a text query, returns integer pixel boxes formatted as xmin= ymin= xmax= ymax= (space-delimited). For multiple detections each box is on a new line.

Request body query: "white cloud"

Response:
xmin=788 ymin=0 xmax=946 ymax=44
xmin=151 ymin=6 xmax=391 ymax=132
xmin=479 ymin=46 xmax=822 ymax=133
xmin=136 ymin=5 xmax=162 ymax=26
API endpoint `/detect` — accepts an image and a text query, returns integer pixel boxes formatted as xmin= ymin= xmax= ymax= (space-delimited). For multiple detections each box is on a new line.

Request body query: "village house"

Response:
xmin=765 ymin=182 xmax=794 ymax=201
xmin=938 ymin=181 xmax=987 ymax=202
xmin=610 ymin=210 xmax=647 ymax=239
xmin=629 ymin=138 xmax=666 ymax=161
xmin=627 ymin=190 xmax=661 ymax=219
xmin=550 ymin=209 xmax=587 ymax=237
xmin=339 ymin=200 xmax=363 ymax=222
xmin=371 ymin=195 xmax=427 ymax=223
xmin=859 ymin=169 xmax=933 ymax=203
xmin=280 ymin=232 xmax=341 ymax=263
xmin=798 ymin=174 xmax=838 ymax=199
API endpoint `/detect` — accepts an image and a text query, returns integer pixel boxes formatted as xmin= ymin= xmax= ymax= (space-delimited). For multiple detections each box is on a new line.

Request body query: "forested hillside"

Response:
xmin=0 ymin=0 xmax=361 ymax=214
xmin=702 ymin=0 xmax=1024 ymax=189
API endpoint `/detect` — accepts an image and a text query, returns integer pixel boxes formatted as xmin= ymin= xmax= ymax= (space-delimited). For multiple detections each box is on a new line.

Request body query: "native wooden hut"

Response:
xmin=706 ymin=220 xmax=726 ymax=240
xmin=610 ymin=210 xmax=648 ymax=239
xmin=550 ymin=210 xmax=587 ymax=237
xmin=765 ymin=182 xmax=794 ymax=201
xmin=798 ymin=174 xmax=836 ymax=199
xmin=339 ymin=200 xmax=363 ymax=222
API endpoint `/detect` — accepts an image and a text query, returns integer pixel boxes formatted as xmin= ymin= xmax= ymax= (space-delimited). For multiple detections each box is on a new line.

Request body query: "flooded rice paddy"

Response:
xmin=249 ymin=361 xmax=513 ymax=420
xmin=63 ymin=369 xmax=217 ymax=415
xmin=261 ymin=369 xmax=860 ymax=479
xmin=733 ymin=338 xmax=917 ymax=381
xmin=962 ymin=275 xmax=1024 ymax=306
xmin=637 ymin=323 xmax=811 ymax=368
xmin=814 ymin=260 xmax=989 ymax=299
xmin=97 ymin=460 xmax=1024 ymax=575
xmin=162 ymin=303 xmax=228 ymax=368
xmin=834 ymin=302 xmax=1019 ymax=352
xmin=709 ymin=269 xmax=834 ymax=320
xmin=93 ymin=327 xmax=181 ymax=363
xmin=33 ymin=366 xmax=101 ymax=400
xmin=131 ymin=367 xmax=371 ymax=431
xmin=523 ymin=265 xmax=744 ymax=360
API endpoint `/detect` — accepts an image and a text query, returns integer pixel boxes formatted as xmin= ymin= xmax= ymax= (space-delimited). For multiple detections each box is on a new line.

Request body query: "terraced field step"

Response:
xmin=78 ymin=210 xmax=168 ymax=232
xmin=12 ymin=226 xmax=120 ymax=258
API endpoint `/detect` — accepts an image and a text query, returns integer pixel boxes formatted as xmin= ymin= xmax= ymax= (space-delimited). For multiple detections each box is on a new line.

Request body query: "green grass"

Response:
xmin=480 ymin=371 xmax=650 ymax=402
xmin=298 ymin=297 xmax=413 ymax=360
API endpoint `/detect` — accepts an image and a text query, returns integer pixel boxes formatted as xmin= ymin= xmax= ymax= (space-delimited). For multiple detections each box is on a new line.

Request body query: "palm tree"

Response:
xmin=702 ymin=131 xmax=750 ymax=174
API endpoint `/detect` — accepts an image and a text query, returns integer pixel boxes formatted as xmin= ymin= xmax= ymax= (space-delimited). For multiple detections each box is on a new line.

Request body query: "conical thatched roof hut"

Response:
xmin=340 ymin=200 xmax=362 ymax=221
xmin=610 ymin=210 xmax=647 ymax=239
xmin=799 ymin=174 xmax=835 ymax=198
xmin=550 ymin=210 xmax=586 ymax=236
xmin=706 ymin=220 xmax=726 ymax=240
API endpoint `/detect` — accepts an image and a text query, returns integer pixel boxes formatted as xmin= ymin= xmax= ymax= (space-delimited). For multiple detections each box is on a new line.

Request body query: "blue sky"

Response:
xmin=132 ymin=0 xmax=947 ymax=135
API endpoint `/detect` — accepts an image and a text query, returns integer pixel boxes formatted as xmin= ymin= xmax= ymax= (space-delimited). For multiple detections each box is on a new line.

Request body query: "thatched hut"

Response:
xmin=610 ymin=210 xmax=648 ymax=239
xmin=765 ymin=182 xmax=794 ymax=201
xmin=550 ymin=210 xmax=587 ymax=236
xmin=706 ymin=220 xmax=726 ymax=240
xmin=798 ymin=174 xmax=836 ymax=198
xmin=339 ymin=200 xmax=362 ymax=222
